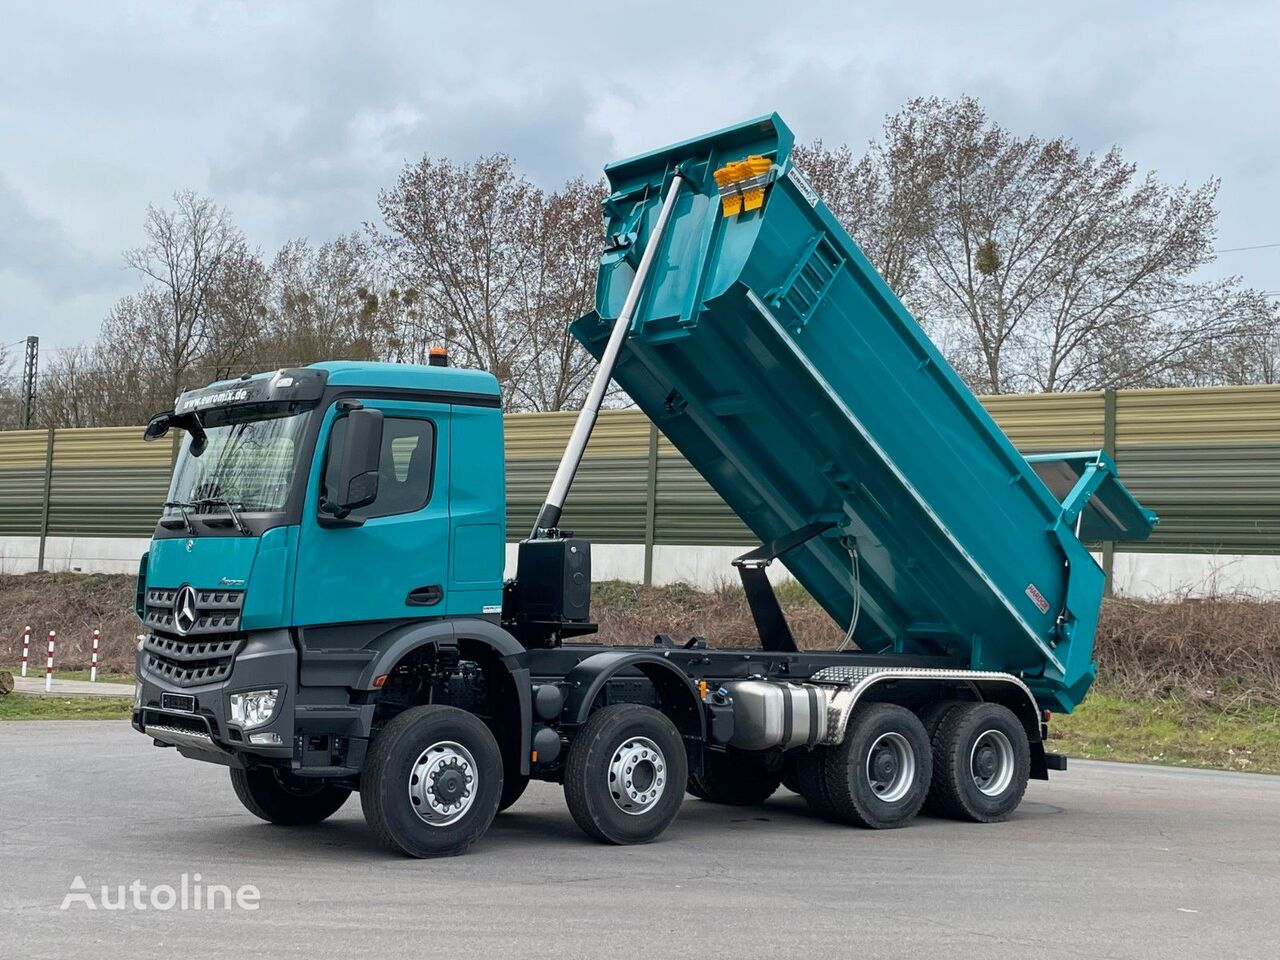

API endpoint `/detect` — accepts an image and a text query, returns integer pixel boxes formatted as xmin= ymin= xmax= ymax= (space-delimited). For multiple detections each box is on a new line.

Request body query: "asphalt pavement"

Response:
xmin=3 ymin=720 xmax=1278 ymax=959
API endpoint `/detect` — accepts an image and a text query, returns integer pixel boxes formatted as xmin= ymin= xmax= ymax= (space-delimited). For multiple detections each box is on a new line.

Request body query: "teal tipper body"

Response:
xmin=572 ymin=114 xmax=1157 ymax=713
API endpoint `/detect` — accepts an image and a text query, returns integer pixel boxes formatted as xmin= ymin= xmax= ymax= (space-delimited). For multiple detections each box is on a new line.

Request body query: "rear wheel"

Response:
xmin=794 ymin=747 xmax=837 ymax=818
xmin=779 ymin=754 xmax=803 ymax=795
xmin=360 ymin=705 xmax=503 ymax=857
xmin=230 ymin=767 xmax=350 ymax=825
xmin=564 ymin=704 xmax=687 ymax=845
xmin=824 ymin=703 xmax=932 ymax=828
xmin=916 ymin=700 xmax=963 ymax=814
xmin=929 ymin=702 xmax=1030 ymax=822
xmin=689 ymin=747 xmax=781 ymax=805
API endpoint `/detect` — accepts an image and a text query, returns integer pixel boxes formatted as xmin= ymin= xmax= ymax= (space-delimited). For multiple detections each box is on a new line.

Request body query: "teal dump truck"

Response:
xmin=132 ymin=115 xmax=1156 ymax=857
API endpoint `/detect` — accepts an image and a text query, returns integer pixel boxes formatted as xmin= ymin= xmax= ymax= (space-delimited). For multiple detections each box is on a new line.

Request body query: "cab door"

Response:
xmin=292 ymin=398 xmax=451 ymax=627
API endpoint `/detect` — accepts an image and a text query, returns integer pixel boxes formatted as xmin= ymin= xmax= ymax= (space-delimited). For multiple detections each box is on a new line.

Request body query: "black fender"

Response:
xmin=358 ymin=617 xmax=532 ymax=775
xmin=561 ymin=651 xmax=705 ymax=741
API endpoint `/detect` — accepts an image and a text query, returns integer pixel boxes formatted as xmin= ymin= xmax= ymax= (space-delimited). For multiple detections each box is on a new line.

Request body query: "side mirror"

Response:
xmin=144 ymin=410 xmax=207 ymax=456
xmin=322 ymin=407 xmax=384 ymax=519
xmin=143 ymin=412 xmax=172 ymax=442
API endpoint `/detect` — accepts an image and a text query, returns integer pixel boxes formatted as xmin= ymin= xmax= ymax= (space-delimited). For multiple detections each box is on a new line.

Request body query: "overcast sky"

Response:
xmin=2 ymin=0 xmax=1277 ymax=359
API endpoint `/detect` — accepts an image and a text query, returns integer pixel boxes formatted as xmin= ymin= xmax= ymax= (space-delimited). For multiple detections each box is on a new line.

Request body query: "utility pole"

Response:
xmin=20 ymin=336 xmax=38 ymax=429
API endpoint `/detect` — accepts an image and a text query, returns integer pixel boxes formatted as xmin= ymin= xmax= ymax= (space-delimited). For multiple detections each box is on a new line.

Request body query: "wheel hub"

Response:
xmin=430 ymin=761 xmax=468 ymax=805
xmin=608 ymin=736 xmax=667 ymax=816
xmin=872 ymin=748 xmax=898 ymax=782
xmin=970 ymin=729 xmax=1015 ymax=797
xmin=408 ymin=741 xmax=478 ymax=826
xmin=865 ymin=731 xmax=915 ymax=804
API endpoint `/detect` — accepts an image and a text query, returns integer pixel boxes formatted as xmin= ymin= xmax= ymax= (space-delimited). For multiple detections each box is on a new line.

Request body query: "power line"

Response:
xmin=1215 ymin=242 xmax=1280 ymax=254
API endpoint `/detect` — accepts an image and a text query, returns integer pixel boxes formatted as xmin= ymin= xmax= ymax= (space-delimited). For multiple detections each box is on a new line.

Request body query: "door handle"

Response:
xmin=406 ymin=584 xmax=443 ymax=607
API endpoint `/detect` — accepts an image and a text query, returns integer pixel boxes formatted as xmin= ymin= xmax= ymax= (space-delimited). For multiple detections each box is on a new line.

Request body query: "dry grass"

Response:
xmin=1095 ymin=593 xmax=1280 ymax=709
xmin=0 ymin=573 xmax=140 ymax=673
xmin=3 ymin=574 xmax=1278 ymax=713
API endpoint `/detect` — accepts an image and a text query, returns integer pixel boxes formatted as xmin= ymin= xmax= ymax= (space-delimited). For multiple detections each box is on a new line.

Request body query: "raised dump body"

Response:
xmin=572 ymin=114 xmax=1156 ymax=712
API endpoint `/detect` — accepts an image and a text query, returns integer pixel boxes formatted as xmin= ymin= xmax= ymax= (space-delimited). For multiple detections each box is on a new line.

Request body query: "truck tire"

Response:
xmin=915 ymin=700 xmax=963 ymax=815
xmin=564 ymin=703 xmax=687 ymax=845
xmin=230 ymin=767 xmax=350 ymax=826
xmin=780 ymin=754 xmax=803 ymax=795
xmin=689 ymin=747 xmax=781 ymax=805
xmin=685 ymin=771 xmax=709 ymax=801
xmin=917 ymin=700 xmax=963 ymax=739
xmin=794 ymin=747 xmax=837 ymax=818
xmin=360 ymin=705 xmax=503 ymax=858
xmin=929 ymin=702 xmax=1030 ymax=822
xmin=824 ymin=703 xmax=932 ymax=829
xmin=498 ymin=774 xmax=530 ymax=812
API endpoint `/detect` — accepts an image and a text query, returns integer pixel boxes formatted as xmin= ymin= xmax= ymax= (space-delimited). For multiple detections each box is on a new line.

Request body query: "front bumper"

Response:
xmin=133 ymin=629 xmax=297 ymax=766
xmin=133 ymin=628 xmax=376 ymax=776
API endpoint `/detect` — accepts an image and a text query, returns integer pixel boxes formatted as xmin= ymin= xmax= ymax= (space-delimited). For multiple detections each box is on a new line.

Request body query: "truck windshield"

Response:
xmin=164 ymin=407 xmax=311 ymax=517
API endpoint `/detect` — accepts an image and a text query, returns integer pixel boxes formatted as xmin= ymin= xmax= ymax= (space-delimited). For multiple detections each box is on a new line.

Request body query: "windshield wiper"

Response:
xmin=191 ymin=496 xmax=250 ymax=536
xmin=162 ymin=500 xmax=198 ymax=535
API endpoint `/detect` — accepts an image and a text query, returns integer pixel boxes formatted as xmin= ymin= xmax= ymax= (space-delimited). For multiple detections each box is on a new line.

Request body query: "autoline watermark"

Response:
xmin=61 ymin=874 xmax=260 ymax=911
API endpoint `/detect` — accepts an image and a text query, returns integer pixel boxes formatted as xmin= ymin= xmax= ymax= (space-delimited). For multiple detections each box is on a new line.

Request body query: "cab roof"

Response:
xmin=307 ymin=360 xmax=501 ymax=398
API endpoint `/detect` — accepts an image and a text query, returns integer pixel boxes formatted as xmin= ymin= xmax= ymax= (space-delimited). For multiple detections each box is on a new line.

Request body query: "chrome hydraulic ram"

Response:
xmin=530 ymin=172 xmax=686 ymax=537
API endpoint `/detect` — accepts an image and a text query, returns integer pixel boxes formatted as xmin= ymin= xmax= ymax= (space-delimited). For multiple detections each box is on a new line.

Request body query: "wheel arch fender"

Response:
xmin=561 ymin=651 xmax=705 ymax=741
xmin=822 ymin=670 xmax=1054 ymax=781
xmin=358 ymin=618 xmax=532 ymax=776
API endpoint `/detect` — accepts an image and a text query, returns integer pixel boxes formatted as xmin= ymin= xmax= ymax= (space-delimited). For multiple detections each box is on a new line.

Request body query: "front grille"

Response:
xmin=142 ymin=633 xmax=245 ymax=688
xmin=143 ymin=587 xmax=245 ymax=635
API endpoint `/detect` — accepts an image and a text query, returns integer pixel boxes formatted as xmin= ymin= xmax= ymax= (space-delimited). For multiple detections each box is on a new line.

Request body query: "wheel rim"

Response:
xmin=970 ymin=729 xmax=1015 ymax=797
xmin=865 ymin=732 xmax=915 ymax=804
xmin=608 ymin=736 xmax=667 ymax=815
xmin=408 ymin=740 xmax=478 ymax=826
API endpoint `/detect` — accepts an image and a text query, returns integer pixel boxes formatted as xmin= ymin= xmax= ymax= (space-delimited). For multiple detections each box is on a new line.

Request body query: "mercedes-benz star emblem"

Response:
xmin=173 ymin=585 xmax=199 ymax=635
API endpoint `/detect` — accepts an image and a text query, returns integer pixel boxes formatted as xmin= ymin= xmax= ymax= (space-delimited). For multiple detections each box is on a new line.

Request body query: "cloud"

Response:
xmin=0 ymin=174 xmax=119 ymax=299
xmin=1 ymin=0 xmax=1277 ymax=350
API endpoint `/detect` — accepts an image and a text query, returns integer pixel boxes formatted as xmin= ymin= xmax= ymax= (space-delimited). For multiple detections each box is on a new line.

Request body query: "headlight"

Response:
xmin=228 ymin=689 xmax=280 ymax=728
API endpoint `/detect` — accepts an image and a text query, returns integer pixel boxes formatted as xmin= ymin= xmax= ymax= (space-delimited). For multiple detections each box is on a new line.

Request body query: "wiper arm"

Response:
xmin=162 ymin=500 xmax=198 ymax=536
xmin=192 ymin=497 xmax=250 ymax=535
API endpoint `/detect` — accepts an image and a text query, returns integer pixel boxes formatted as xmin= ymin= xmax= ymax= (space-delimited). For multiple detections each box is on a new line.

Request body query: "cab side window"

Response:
xmin=323 ymin=415 xmax=436 ymax=519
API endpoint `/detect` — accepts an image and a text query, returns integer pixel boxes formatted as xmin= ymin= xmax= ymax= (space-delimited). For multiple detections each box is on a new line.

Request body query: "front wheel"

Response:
xmin=360 ymin=705 xmax=503 ymax=857
xmin=230 ymin=767 xmax=350 ymax=825
xmin=564 ymin=704 xmax=688 ymax=845
xmin=498 ymin=773 xmax=530 ymax=812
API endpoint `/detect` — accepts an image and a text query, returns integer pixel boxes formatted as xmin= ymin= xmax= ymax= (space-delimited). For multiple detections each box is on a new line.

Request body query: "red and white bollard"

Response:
xmin=45 ymin=630 xmax=56 ymax=693
xmin=90 ymin=629 xmax=100 ymax=683
xmin=20 ymin=625 xmax=31 ymax=678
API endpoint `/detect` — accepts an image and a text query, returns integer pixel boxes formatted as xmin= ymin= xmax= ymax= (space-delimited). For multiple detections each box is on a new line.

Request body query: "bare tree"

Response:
xmin=510 ymin=175 xmax=607 ymax=410
xmin=372 ymin=155 xmax=605 ymax=410
xmin=121 ymin=191 xmax=249 ymax=397
xmin=257 ymin=235 xmax=386 ymax=368
xmin=796 ymin=97 xmax=1275 ymax=393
